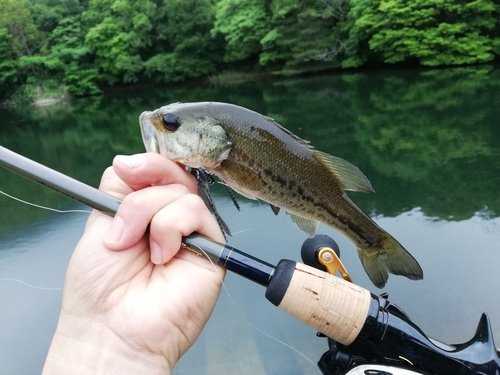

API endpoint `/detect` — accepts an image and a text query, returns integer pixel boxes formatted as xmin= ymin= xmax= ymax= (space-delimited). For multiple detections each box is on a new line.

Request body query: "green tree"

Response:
xmin=342 ymin=0 xmax=497 ymax=67
xmin=212 ymin=0 xmax=347 ymax=73
xmin=19 ymin=16 xmax=100 ymax=95
xmin=83 ymin=0 xmax=156 ymax=83
xmin=260 ymin=0 xmax=344 ymax=72
xmin=30 ymin=0 xmax=85 ymax=34
xmin=0 ymin=0 xmax=44 ymax=58
xmin=144 ymin=0 xmax=220 ymax=82
xmin=212 ymin=0 xmax=271 ymax=63
xmin=491 ymin=0 xmax=500 ymax=55
xmin=0 ymin=28 xmax=18 ymax=95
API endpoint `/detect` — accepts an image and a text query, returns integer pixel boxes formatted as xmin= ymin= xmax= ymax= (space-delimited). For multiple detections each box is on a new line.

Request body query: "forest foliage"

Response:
xmin=1 ymin=0 xmax=499 ymax=100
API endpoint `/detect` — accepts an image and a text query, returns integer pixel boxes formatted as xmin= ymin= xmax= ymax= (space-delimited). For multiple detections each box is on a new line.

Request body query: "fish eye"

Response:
xmin=162 ymin=113 xmax=181 ymax=131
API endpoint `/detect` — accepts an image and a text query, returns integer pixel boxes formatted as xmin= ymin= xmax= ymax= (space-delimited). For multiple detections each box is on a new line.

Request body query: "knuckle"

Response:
xmin=181 ymin=193 xmax=207 ymax=211
xmin=168 ymin=183 xmax=192 ymax=196
xmin=121 ymin=190 xmax=146 ymax=208
xmin=151 ymin=211 xmax=173 ymax=231
xmin=99 ymin=166 xmax=116 ymax=184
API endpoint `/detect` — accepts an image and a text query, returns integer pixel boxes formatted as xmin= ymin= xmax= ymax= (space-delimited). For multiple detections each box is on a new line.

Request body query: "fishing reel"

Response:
xmin=300 ymin=235 xmax=500 ymax=375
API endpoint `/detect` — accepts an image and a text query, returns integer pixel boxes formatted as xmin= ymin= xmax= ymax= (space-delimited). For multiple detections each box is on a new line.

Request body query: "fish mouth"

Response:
xmin=139 ymin=111 xmax=159 ymax=153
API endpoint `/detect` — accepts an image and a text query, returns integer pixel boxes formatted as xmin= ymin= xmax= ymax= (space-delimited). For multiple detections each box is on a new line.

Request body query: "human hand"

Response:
xmin=42 ymin=153 xmax=226 ymax=375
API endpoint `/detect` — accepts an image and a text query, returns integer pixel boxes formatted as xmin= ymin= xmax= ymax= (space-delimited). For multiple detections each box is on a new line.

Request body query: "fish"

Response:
xmin=139 ymin=101 xmax=423 ymax=288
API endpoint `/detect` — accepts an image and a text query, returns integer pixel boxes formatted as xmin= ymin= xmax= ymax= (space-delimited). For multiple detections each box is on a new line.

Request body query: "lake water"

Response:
xmin=1 ymin=65 xmax=500 ymax=374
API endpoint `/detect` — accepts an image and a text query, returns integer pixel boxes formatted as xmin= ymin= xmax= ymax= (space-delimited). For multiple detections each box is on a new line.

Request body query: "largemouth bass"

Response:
xmin=139 ymin=102 xmax=423 ymax=288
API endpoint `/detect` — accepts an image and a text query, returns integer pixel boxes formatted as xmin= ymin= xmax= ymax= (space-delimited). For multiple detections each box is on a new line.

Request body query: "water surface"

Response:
xmin=1 ymin=65 xmax=500 ymax=374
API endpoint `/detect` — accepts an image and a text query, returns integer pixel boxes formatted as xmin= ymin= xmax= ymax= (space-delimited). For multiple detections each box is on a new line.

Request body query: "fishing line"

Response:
xmin=0 ymin=189 xmax=92 ymax=214
xmin=0 ymin=278 xmax=62 ymax=291
xmin=184 ymin=243 xmax=320 ymax=371
xmin=0 ymin=190 xmax=87 ymax=291
xmin=230 ymin=228 xmax=255 ymax=235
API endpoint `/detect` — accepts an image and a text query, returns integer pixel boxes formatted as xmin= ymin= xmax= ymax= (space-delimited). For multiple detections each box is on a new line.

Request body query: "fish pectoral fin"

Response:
xmin=269 ymin=204 xmax=281 ymax=215
xmin=195 ymin=172 xmax=232 ymax=239
xmin=288 ymin=212 xmax=320 ymax=237
xmin=218 ymin=160 xmax=263 ymax=200
xmin=313 ymin=150 xmax=375 ymax=193
xmin=224 ymin=184 xmax=241 ymax=211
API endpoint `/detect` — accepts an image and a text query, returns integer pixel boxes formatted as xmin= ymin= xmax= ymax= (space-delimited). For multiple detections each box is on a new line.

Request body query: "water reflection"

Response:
xmin=1 ymin=65 xmax=500 ymax=374
xmin=0 ymin=210 xmax=85 ymax=375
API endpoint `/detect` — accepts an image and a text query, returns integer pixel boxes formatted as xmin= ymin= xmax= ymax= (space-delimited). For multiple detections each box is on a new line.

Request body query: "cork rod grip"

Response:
xmin=265 ymin=260 xmax=371 ymax=345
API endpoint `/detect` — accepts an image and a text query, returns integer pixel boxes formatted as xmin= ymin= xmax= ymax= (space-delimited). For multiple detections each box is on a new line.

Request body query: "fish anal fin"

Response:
xmin=270 ymin=204 xmax=280 ymax=215
xmin=313 ymin=150 xmax=374 ymax=193
xmin=288 ymin=212 xmax=320 ymax=237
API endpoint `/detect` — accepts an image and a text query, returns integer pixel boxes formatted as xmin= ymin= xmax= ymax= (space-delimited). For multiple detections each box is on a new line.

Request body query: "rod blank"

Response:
xmin=0 ymin=146 xmax=121 ymax=215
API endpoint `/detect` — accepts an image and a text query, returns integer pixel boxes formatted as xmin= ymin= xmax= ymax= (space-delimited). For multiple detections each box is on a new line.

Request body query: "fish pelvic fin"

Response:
xmin=313 ymin=151 xmax=375 ymax=193
xmin=357 ymin=236 xmax=423 ymax=288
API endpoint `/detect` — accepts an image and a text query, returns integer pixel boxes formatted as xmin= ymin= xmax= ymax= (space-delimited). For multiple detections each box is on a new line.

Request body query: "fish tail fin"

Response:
xmin=357 ymin=236 xmax=423 ymax=289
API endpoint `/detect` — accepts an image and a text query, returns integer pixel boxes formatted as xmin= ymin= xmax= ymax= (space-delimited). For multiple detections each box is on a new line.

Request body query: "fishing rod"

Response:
xmin=1 ymin=145 xmax=499 ymax=375
xmin=0 ymin=146 xmax=274 ymax=285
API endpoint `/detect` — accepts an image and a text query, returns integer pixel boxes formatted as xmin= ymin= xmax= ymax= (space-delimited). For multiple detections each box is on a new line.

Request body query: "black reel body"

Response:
xmin=300 ymin=235 xmax=500 ymax=375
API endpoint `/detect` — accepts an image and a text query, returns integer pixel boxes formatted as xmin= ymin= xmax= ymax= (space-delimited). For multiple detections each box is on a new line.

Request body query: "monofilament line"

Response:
xmin=0 ymin=189 xmax=92 ymax=214
xmin=0 ymin=278 xmax=62 ymax=291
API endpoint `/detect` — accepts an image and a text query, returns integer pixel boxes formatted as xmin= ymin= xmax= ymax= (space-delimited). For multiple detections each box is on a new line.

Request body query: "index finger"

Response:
xmin=99 ymin=153 xmax=197 ymax=199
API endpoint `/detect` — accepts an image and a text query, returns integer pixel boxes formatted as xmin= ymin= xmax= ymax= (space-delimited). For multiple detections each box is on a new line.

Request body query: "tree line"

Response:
xmin=1 ymin=0 xmax=499 ymax=101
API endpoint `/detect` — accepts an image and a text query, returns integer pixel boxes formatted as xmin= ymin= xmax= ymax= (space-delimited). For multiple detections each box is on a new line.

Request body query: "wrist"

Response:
xmin=42 ymin=312 xmax=172 ymax=375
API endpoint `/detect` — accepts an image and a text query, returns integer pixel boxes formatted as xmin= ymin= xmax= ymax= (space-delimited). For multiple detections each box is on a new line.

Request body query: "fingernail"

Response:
xmin=151 ymin=241 xmax=163 ymax=264
xmin=104 ymin=216 xmax=125 ymax=244
xmin=115 ymin=154 xmax=144 ymax=169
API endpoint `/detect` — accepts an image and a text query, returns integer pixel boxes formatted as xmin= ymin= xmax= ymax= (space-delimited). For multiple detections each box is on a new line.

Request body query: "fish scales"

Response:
xmin=204 ymin=104 xmax=381 ymax=248
xmin=139 ymin=102 xmax=423 ymax=288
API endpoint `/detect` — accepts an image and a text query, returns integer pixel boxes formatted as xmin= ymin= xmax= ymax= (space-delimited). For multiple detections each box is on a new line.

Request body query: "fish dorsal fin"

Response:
xmin=313 ymin=150 xmax=374 ymax=193
xmin=288 ymin=212 xmax=320 ymax=237
xmin=269 ymin=204 xmax=280 ymax=215
xmin=261 ymin=115 xmax=315 ymax=150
